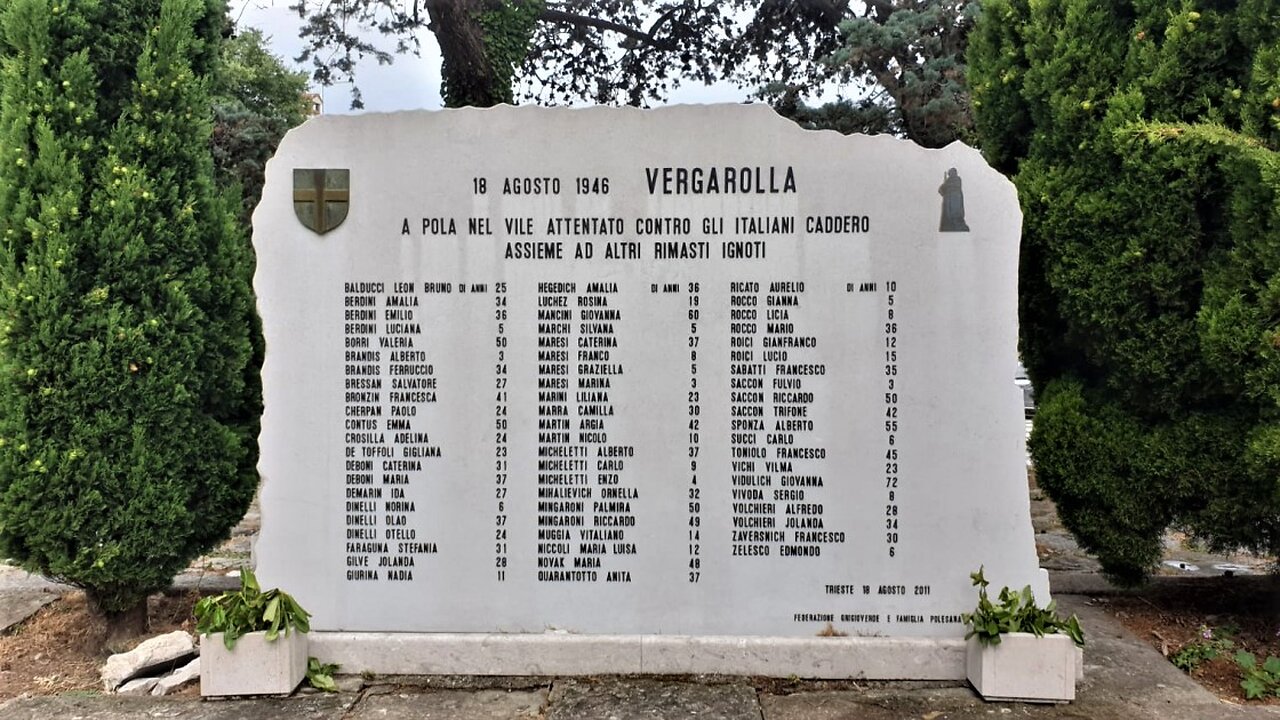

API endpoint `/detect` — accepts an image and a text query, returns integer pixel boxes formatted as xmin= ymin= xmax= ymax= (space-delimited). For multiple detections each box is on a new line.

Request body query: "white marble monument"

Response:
xmin=254 ymin=105 xmax=1046 ymax=678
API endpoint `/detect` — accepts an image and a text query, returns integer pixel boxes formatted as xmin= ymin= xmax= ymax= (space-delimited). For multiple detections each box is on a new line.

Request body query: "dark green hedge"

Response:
xmin=970 ymin=0 xmax=1280 ymax=583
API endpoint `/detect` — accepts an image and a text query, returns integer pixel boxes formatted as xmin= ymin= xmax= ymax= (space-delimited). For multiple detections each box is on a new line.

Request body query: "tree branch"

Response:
xmin=539 ymin=7 xmax=676 ymax=50
xmin=797 ymin=0 xmax=848 ymax=28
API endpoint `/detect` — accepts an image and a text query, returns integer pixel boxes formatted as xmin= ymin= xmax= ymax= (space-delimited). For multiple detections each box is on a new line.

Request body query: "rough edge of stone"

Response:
xmin=279 ymin=104 xmax=1001 ymax=187
xmin=310 ymin=633 xmax=966 ymax=680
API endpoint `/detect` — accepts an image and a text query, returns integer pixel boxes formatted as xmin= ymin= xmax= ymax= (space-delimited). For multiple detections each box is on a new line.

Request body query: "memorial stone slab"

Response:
xmin=254 ymin=105 xmax=1047 ymax=678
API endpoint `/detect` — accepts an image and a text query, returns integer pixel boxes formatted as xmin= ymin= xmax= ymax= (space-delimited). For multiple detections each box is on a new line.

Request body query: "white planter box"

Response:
xmin=199 ymin=630 xmax=308 ymax=697
xmin=966 ymin=633 xmax=1078 ymax=703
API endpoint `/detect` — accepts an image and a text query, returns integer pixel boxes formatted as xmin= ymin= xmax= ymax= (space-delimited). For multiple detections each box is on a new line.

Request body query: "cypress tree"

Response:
xmin=969 ymin=1 xmax=1280 ymax=583
xmin=0 ymin=0 xmax=260 ymax=622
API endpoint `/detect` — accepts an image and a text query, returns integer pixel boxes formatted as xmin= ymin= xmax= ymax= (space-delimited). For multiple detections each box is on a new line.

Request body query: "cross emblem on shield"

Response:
xmin=293 ymin=168 xmax=350 ymax=235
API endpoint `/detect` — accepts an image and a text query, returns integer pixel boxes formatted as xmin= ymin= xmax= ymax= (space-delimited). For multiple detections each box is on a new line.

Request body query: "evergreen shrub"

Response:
xmin=969 ymin=0 xmax=1280 ymax=583
xmin=0 ymin=0 xmax=260 ymax=613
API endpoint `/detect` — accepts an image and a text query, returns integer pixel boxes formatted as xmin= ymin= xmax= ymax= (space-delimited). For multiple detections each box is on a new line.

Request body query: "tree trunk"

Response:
xmin=425 ymin=0 xmax=506 ymax=107
xmin=88 ymin=594 xmax=150 ymax=652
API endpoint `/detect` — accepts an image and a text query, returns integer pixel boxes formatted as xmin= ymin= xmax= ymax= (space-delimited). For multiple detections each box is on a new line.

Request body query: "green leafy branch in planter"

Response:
xmin=194 ymin=567 xmax=311 ymax=650
xmin=961 ymin=567 xmax=1084 ymax=647
xmin=1236 ymin=651 xmax=1280 ymax=699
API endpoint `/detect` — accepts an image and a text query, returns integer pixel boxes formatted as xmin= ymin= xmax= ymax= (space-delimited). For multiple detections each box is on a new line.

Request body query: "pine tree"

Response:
xmin=0 ymin=0 xmax=260 ymax=623
xmin=969 ymin=0 xmax=1280 ymax=583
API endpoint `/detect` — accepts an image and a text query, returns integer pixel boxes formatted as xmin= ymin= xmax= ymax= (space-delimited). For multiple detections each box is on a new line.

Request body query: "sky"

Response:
xmin=231 ymin=1 xmax=759 ymax=114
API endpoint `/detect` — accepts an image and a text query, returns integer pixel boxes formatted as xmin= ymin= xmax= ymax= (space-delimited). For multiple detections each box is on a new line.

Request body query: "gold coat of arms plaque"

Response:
xmin=293 ymin=168 xmax=349 ymax=235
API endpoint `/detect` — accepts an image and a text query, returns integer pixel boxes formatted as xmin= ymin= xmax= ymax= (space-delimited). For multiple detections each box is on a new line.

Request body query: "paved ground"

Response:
xmin=2 ymin=598 xmax=1280 ymax=720
xmin=3 ymin=573 xmax=1278 ymax=718
xmin=2 ymin=489 xmax=1278 ymax=718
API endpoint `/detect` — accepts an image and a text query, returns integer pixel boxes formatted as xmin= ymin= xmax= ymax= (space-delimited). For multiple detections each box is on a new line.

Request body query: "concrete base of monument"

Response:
xmin=309 ymin=633 xmax=967 ymax=679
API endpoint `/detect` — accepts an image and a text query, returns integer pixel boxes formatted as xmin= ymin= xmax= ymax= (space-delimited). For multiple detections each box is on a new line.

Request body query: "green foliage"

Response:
xmin=210 ymin=25 xmax=309 ymax=221
xmin=212 ymin=27 xmax=308 ymax=126
xmin=289 ymin=0 xmax=971 ymax=143
xmin=821 ymin=0 xmax=976 ymax=147
xmin=0 ymin=0 xmax=260 ymax=614
xmin=194 ymin=567 xmax=311 ymax=650
xmin=1236 ymin=651 xmax=1280 ymax=699
xmin=767 ymin=2 xmax=976 ymax=146
xmin=774 ymin=98 xmax=901 ymax=137
xmin=293 ymin=0 xmax=742 ymax=108
xmin=970 ymin=0 xmax=1280 ymax=584
xmin=1171 ymin=625 xmax=1236 ymax=671
xmin=961 ymin=567 xmax=1085 ymax=647
xmin=469 ymin=0 xmax=543 ymax=107
xmin=306 ymin=657 xmax=339 ymax=692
